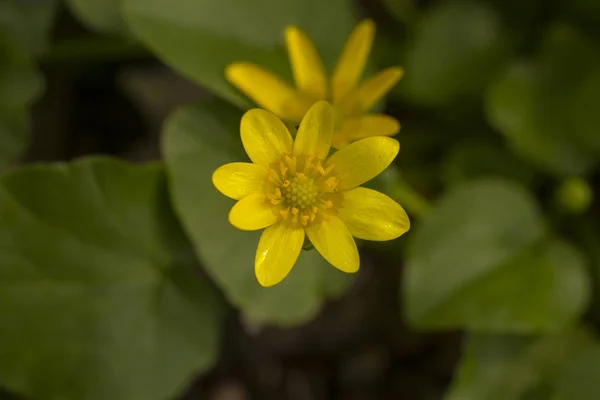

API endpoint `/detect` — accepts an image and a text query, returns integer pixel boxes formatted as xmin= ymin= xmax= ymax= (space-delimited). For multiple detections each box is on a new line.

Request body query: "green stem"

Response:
xmin=370 ymin=164 xmax=432 ymax=219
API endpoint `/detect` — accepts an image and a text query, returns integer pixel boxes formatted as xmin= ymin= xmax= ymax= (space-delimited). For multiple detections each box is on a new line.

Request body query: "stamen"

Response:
xmin=284 ymin=155 xmax=297 ymax=174
xmin=301 ymin=215 xmax=309 ymax=226
xmin=267 ymin=154 xmax=341 ymax=228
xmin=325 ymin=177 xmax=339 ymax=191
xmin=315 ymin=160 xmax=326 ymax=175
xmin=305 ymin=155 xmax=314 ymax=170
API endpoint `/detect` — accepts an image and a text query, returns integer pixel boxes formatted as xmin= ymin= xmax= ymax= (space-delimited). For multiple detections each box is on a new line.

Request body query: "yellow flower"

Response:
xmin=225 ymin=19 xmax=404 ymax=149
xmin=212 ymin=101 xmax=410 ymax=287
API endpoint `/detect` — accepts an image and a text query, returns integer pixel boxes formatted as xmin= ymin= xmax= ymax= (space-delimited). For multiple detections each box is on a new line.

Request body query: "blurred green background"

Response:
xmin=0 ymin=0 xmax=599 ymax=399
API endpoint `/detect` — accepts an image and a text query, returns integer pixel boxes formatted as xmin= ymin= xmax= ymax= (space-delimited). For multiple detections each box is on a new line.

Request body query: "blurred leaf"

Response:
xmin=379 ymin=0 xmax=418 ymax=25
xmin=485 ymin=61 xmax=596 ymax=176
xmin=65 ymin=0 xmax=127 ymax=33
xmin=0 ymin=157 xmax=224 ymax=400
xmin=404 ymin=179 xmax=590 ymax=332
xmin=481 ymin=0 xmax=543 ymax=35
xmin=445 ymin=330 xmax=595 ymax=400
xmin=554 ymin=346 xmax=600 ymax=399
xmin=0 ymin=37 xmax=43 ymax=167
xmin=162 ymin=100 xmax=352 ymax=326
xmin=442 ymin=140 xmax=536 ymax=188
xmin=538 ymin=24 xmax=600 ymax=152
xmin=123 ymin=0 xmax=355 ymax=107
xmin=570 ymin=70 xmax=600 ymax=151
xmin=0 ymin=0 xmax=58 ymax=55
xmin=399 ymin=0 xmax=510 ymax=105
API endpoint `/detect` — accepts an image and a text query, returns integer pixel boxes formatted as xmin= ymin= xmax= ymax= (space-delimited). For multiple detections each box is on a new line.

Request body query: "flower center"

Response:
xmin=284 ymin=177 xmax=319 ymax=210
xmin=265 ymin=154 xmax=340 ymax=228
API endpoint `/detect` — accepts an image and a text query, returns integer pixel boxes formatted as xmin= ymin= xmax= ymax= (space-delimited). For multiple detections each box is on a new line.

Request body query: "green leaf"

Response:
xmin=537 ymin=24 xmax=600 ymax=153
xmin=0 ymin=0 xmax=58 ymax=55
xmin=404 ymin=179 xmax=590 ymax=332
xmin=0 ymin=37 xmax=43 ymax=167
xmin=554 ymin=345 xmax=600 ymax=399
xmin=485 ymin=61 xmax=596 ymax=176
xmin=399 ymin=0 xmax=510 ymax=105
xmin=65 ymin=0 xmax=127 ymax=33
xmin=162 ymin=100 xmax=352 ymax=326
xmin=569 ymin=69 xmax=600 ymax=151
xmin=0 ymin=157 xmax=224 ymax=400
xmin=123 ymin=0 xmax=355 ymax=106
xmin=445 ymin=330 xmax=595 ymax=400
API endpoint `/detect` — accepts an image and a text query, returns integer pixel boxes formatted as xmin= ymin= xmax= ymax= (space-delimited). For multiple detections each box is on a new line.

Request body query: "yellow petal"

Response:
xmin=293 ymin=100 xmax=333 ymax=159
xmin=241 ymin=109 xmax=293 ymax=167
xmin=285 ymin=26 xmax=327 ymax=100
xmin=339 ymin=187 xmax=410 ymax=241
xmin=229 ymin=193 xmax=277 ymax=231
xmin=327 ymin=136 xmax=399 ymax=190
xmin=306 ymin=215 xmax=359 ymax=273
xmin=212 ymin=162 xmax=267 ymax=200
xmin=226 ymin=62 xmax=311 ymax=121
xmin=332 ymin=19 xmax=375 ymax=102
xmin=356 ymin=67 xmax=404 ymax=111
xmin=255 ymin=223 xmax=305 ymax=287
xmin=332 ymin=114 xmax=400 ymax=149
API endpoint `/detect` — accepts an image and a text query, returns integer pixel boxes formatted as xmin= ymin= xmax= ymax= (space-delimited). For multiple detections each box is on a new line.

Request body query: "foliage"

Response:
xmin=1 ymin=0 xmax=600 ymax=398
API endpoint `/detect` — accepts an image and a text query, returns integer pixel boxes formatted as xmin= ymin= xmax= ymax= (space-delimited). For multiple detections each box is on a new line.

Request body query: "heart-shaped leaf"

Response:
xmin=404 ymin=179 xmax=590 ymax=332
xmin=123 ymin=0 xmax=355 ymax=106
xmin=399 ymin=0 xmax=510 ymax=105
xmin=445 ymin=330 xmax=595 ymax=400
xmin=0 ymin=157 xmax=224 ymax=400
xmin=485 ymin=61 xmax=596 ymax=176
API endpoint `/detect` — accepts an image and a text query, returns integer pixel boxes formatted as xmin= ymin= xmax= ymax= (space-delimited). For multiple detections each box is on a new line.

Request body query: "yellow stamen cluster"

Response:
xmin=266 ymin=154 xmax=340 ymax=227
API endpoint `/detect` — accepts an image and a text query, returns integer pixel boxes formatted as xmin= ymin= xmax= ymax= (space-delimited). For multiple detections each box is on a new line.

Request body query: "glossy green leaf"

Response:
xmin=446 ymin=330 xmax=595 ymax=400
xmin=0 ymin=37 xmax=43 ymax=167
xmin=485 ymin=61 xmax=595 ymax=176
xmin=0 ymin=157 xmax=224 ymax=400
xmin=399 ymin=0 xmax=510 ymax=105
xmin=163 ymin=100 xmax=352 ymax=326
xmin=404 ymin=179 xmax=590 ymax=332
xmin=0 ymin=0 xmax=58 ymax=55
xmin=123 ymin=0 xmax=355 ymax=107
xmin=65 ymin=0 xmax=127 ymax=33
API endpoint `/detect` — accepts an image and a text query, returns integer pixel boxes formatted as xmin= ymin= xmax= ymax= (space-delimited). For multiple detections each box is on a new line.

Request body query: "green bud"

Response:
xmin=555 ymin=177 xmax=593 ymax=214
